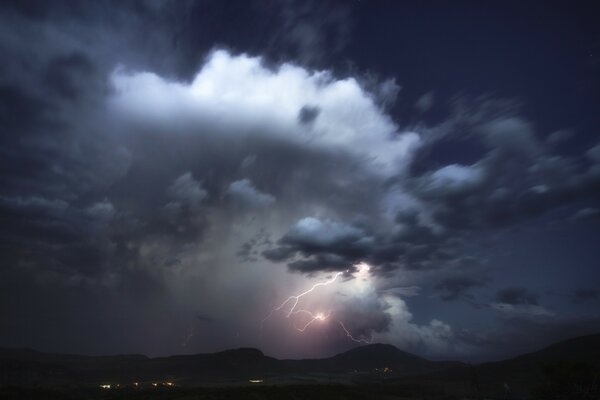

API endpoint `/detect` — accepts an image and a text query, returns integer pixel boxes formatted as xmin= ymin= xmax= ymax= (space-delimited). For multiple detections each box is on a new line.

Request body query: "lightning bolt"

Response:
xmin=339 ymin=320 xmax=372 ymax=344
xmin=292 ymin=309 xmax=332 ymax=332
xmin=262 ymin=264 xmax=374 ymax=345
xmin=262 ymin=271 xmax=343 ymax=323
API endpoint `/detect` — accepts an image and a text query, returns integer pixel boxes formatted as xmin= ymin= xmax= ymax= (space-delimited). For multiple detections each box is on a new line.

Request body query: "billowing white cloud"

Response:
xmin=110 ymin=50 xmax=421 ymax=176
xmin=334 ymin=270 xmax=461 ymax=356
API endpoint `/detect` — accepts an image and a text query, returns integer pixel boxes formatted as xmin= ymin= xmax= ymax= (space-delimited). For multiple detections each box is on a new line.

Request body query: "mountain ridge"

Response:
xmin=1 ymin=333 xmax=599 ymax=388
xmin=3 ymin=332 xmax=600 ymax=365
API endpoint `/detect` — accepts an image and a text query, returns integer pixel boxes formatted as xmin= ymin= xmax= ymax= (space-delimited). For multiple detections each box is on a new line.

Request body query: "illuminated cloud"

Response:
xmin=110 ymin=50 xmax=421 ymax=176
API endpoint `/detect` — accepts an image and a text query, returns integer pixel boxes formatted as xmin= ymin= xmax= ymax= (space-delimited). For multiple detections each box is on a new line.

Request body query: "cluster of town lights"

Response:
xmin=99 ymin=381 xmax=175 ymax=389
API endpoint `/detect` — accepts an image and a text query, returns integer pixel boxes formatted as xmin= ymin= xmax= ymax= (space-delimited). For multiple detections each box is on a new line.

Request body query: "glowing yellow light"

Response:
xmin=165 ymin=382 xmax=175 ymax=387
xmin=99 ymin=384 xmax=111 ymax=389
xmin=151 ymin=382 xmax=158 ymax=387
xmin=249 ymin=379 xmax=264 ymax=383
xmin=292 ymin=309 xmax=332 ymax=331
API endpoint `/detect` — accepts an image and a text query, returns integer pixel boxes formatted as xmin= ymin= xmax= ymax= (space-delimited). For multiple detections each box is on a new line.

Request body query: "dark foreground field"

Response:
xmin=0 ymin=383 xmax=496 ymax=400
xmin=2 ymin=374 xmax=599 ymax=400
xmin=2 ymin=334 xmax=600 ymax=399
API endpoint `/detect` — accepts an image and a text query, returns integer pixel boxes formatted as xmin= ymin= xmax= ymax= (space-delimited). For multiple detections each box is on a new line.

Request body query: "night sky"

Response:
xmin=1 ymin=0 xmax=599 ymax=362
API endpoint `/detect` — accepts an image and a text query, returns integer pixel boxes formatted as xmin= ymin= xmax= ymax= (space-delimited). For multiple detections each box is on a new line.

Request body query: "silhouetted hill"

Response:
xmin=475 ymin=332 xmax=600 ymax=381
xmin=0 ymin=347 xmax=275 ymax=386
xmin=487 ymin=333 xmax=600 ymax=368
xmin=286 ymin=343 xmax=463 ymax=374
xmin=330 ymin=343 xmax=427 ymax=368
xmin=432 ymin=333 xmax=600 ymax=398
xmin=0 ymin=344 xmax=452 ymax=386
xmin=1 ymin=333 xmax=599 ymax=390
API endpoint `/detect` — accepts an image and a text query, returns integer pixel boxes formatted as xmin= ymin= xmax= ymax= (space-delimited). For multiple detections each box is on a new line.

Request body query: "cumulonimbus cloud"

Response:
xmin=110 ymin=49 xmax=422 ymax=176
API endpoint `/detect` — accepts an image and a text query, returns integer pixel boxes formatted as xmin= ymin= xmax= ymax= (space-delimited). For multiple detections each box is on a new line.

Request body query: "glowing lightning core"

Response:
xmin=292 ymin=309 xmax=332 ymax=332
xmin=262 ymin=271 xmax=343 ymax=323
xmin=262 ymin=264 xmax=374 ymax=345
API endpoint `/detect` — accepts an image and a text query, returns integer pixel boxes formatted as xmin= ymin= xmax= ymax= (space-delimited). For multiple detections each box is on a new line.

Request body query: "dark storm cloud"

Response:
xmin=263 ymin=213 xmax=463 ymax=275
xmin=434 ymin=275 xmax=486 ymax=302
xmin=570 ymin=288 xmax=600 ymax=304
xmin=410 ymin=115 xmax=600 ymax=232
xmin=267 ymin=95 xmax=600 ymax=279
xmin=262 ymin=246 xmax=294 ymax=263
xmin=495 ymin=287 xmax=539 ymax=306
xmin=166 ymin=172 xmax=208 ymax=209
xmin=237 ymin=229 xmax=271 ymax=263
xmin=569 ymin=207 xmax=600 ymax=223
xmin=43 ymin=51 xmax=98 ymax=101
xmin=0 ymin=0 xmax=393 ymax=355
xmin=226 ymin=179 xmax=275 ymax=209
xmin=273 ymin=0 xmax=352 ymax=65
xmin=278 ymin=218 xmax=371 ymax=257
xmin=0 ymin=0 xmax=239 ymax=354
xmin=126 ymin=0 xmax=353 ymax=78
xmin=196 ymin=314 xmax=216 ymax=323
xmin=287 ymin=254 xmax=352 ymax=274
xmin=0 ymin=193 xmax=117 ymax=280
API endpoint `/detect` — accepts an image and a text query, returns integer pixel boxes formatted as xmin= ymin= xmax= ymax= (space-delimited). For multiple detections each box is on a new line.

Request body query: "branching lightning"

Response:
xmin=262 ymin=271 xmax=343 ymax=323
xmin=262 ymin=263 xmax=374 ymax=345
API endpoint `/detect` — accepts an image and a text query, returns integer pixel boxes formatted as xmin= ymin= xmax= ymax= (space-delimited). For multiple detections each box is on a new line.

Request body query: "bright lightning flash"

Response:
xmin=262 ymin=271 xmax=343 ymax=323
xmin=263 ymin=264 xmax=374 ymax=344
xmin=292 ymin=309 xmax=332 ymax=332
xmin=186 ymin=270 xmax=350 ymax=349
